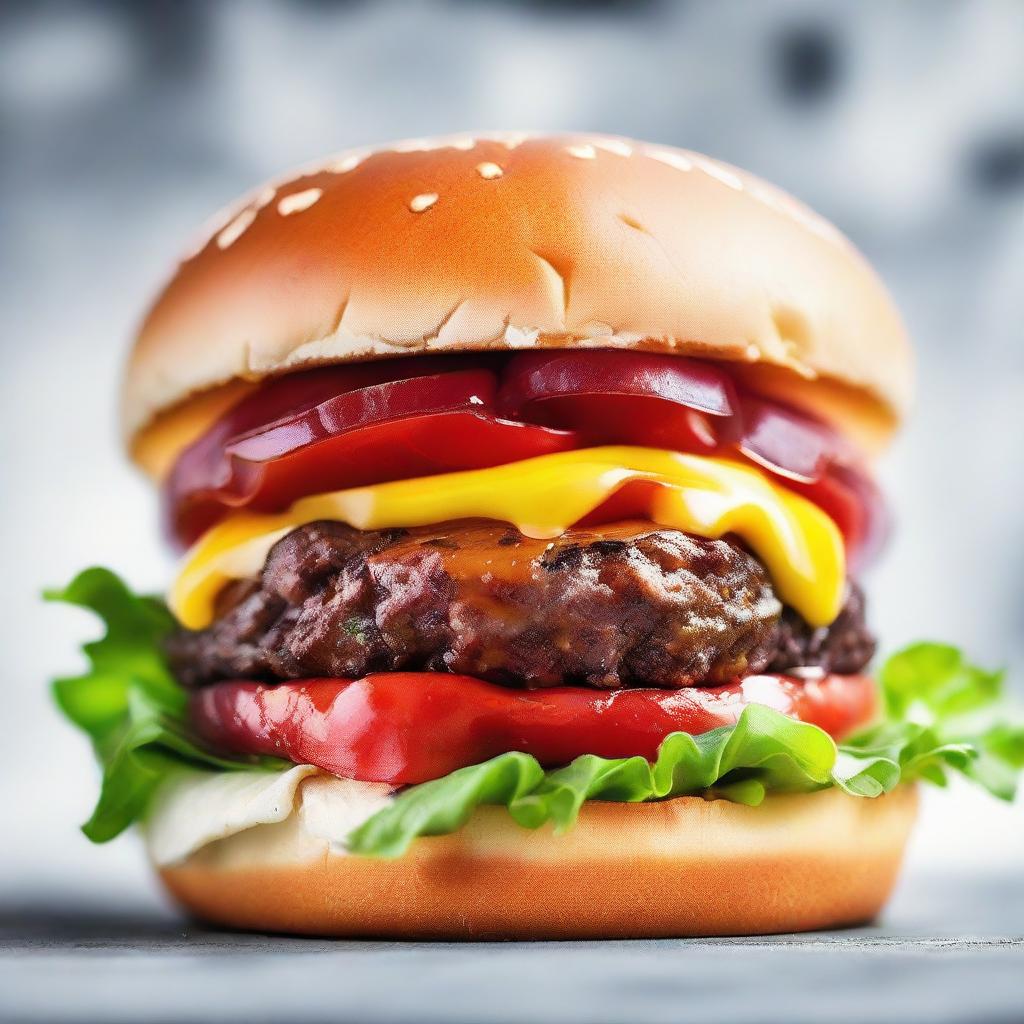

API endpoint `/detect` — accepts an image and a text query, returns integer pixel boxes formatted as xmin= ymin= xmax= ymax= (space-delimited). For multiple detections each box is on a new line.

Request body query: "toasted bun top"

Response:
xmin=124 ymin=133 xmax=912 ymax=460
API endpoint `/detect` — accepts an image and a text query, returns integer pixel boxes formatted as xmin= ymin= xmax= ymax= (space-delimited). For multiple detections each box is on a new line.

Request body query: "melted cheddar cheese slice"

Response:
xmin=170 ymin=446 xmax=845 ymax=631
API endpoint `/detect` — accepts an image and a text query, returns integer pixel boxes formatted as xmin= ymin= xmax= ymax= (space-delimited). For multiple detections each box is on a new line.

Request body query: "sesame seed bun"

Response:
xmin=125 ymin=133 xmax=912 ymax=473
xmin=157 ymin=784 xmax=918 ymax=940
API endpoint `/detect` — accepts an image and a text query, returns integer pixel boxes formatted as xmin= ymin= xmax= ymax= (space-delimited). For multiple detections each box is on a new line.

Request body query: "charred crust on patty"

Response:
xmin=167 ymin=520 xmax=875 ymax=690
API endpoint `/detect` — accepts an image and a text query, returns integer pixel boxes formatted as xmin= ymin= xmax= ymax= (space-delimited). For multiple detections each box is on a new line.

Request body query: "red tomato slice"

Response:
xmin=228 ymin=369 xmax=502 ymax=459
xmin=510 ymin=392 xmax=725 ymax=455
xmin=165 ymin=368 xmax=579 ymax=546
xmin=737 ymin=396 xmax=859 ymax=484
xmin=501 ymin=352 xmax=855 ymax=483
xmin=191 ymin=357 xmax=485 ymax=443
xmin=163 ymin=352 xmax=885 ymax=562
xmin=499 ymin=350 xmax=739 ymax=451
xmin=498 ymin=350 xmax=738 ymax=415
xmin=191 ymin=672 xmax=877 ymax=785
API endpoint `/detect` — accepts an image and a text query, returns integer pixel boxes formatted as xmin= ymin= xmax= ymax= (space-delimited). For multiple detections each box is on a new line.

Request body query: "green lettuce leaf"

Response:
xmin=47 ymin=568 xmax=286 ymax=841
xmin=349 ymin=705 xmax=847 ymax=858
xmin=349 ymin=643 xmax=1024 ymax=857
xmin=869 ymin=642 xmax=1024 ymax=798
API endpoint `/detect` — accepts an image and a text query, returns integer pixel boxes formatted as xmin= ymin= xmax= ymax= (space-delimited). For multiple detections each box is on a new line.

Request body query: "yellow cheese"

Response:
xmin=170 ymin=446 xmax=845 ymax=631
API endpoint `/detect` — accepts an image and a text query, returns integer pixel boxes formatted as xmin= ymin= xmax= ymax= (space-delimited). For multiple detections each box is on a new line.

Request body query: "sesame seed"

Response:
xmin=476 ymin=162 xmax=503 ymax=179
xmin=592 ymin=138 xmax=633 ymax=157
xmin=254 ymin=186 xmax=276 ymax=208
xmin=647 ymin=148 xmax=694 ymax=173
xmin=694 ymin=157 xmax=743 ymax=191
xmin=328 ymin=153 xmax=365 ymax=174
xmin=410 ymin=192 xmax=438 ymax=212
xmin=451 ymin=137 xmax=476 ymax=151
xmin=566 ymin=143 xmax=597 ymax=160
xmin=486 ymin=131 xmax=530 ymax=149
xmin=277 ymin=187 xmax=323 ymax=216
xmin=394 ymin=138 xmax=435 ymax=153
xmin=216 ymin=208 xmax=255 ymax=249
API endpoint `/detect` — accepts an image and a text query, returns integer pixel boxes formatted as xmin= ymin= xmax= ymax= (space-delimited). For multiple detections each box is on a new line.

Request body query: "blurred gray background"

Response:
xmin=1 ymin=0 xmax=1022 ymax=905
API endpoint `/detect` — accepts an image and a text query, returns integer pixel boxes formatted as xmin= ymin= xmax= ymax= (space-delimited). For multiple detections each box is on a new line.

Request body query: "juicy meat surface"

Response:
xmin=166 ymin=519 xmax=874 ymax=690
xmin=769 ymin=582 xmax=875 ymax=676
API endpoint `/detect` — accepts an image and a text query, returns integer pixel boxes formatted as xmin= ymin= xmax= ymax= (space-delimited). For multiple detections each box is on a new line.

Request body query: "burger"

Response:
xmin=50 ymin=133 xmax=1022 ymax=939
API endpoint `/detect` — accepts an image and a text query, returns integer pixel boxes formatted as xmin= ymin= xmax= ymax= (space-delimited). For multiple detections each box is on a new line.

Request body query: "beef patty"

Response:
xmin=166 ymin=519 xmax=875 ymax=690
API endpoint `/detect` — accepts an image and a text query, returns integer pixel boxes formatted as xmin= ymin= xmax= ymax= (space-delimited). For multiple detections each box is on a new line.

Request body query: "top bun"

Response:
xmin=125 ymin=133 xmax=912 ymax=466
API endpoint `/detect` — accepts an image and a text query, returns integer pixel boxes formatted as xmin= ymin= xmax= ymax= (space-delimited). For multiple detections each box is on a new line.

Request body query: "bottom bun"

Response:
xmin=158 ymin=784 xmax=918 ymax=939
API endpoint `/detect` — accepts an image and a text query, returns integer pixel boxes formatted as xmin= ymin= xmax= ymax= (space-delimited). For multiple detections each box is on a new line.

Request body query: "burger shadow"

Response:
xmin=0 ymin=899 xmax=892 ymax=950
xmin=1 ymin=900 xmax=205 ymax=950
xmin=0 ymin=901 xmax=317 ymax=954
xmin=0 ymin=898 xmax=832 ymax=949
xmin=0 ymin=900 xmax=475 ymax=954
